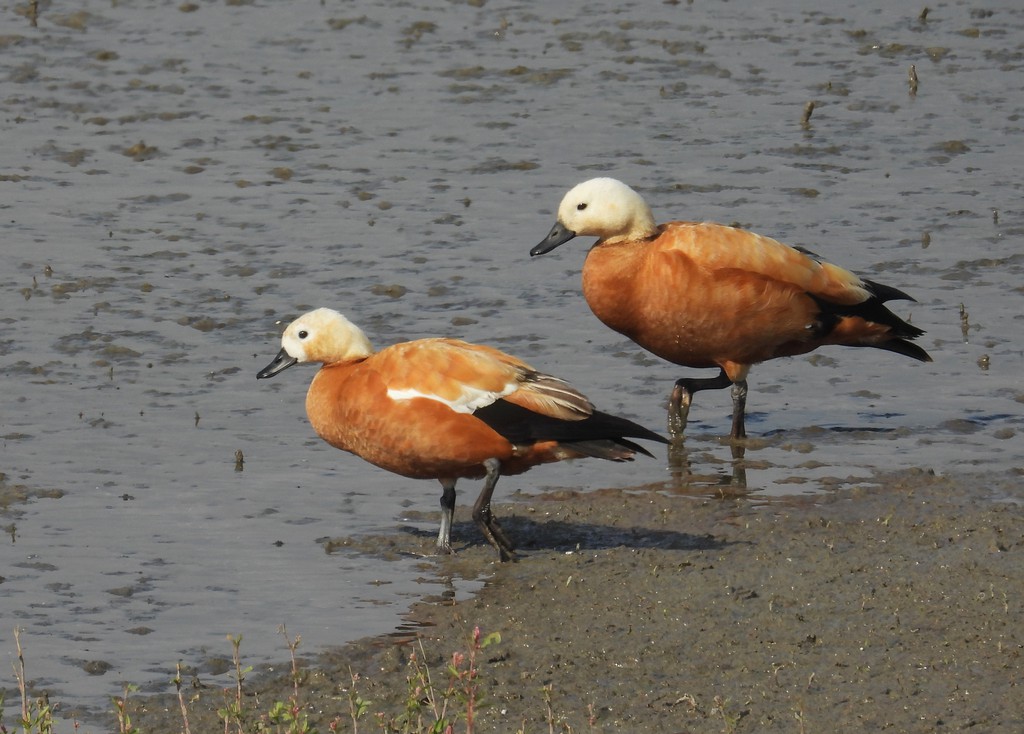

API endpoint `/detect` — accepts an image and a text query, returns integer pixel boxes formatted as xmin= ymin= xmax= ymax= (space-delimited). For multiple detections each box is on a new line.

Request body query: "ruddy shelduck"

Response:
xmin=531 ymin=178 xmax=932 ymax=440
xmin=257 ymin=308 xmax=667 ymax=561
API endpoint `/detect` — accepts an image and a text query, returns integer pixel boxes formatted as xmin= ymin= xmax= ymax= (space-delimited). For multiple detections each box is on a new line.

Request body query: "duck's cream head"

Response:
xmin=531 ymin=178 xmax=658 ymax=256
xmin=257 ymin=308 xmax=374 ymax=379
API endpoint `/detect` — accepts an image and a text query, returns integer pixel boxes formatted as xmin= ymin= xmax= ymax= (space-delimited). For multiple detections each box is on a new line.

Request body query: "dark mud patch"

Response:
xmin=131 ymin=468 xmax=1024 ymax=733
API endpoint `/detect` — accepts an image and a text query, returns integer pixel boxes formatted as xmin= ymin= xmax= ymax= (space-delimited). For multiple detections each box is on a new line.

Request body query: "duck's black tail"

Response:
xmin=810 ymin=279 xmax=932 ymax=363
xmin=475 ymin=401 xmax=668 ymax=460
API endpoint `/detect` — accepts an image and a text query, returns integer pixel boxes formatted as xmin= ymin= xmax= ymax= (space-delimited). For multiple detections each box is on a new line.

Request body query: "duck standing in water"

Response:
xmin=531 ymin=178 xmax=931 ymax=440
xmin=258 ymin=308 xmax=667 ymax=560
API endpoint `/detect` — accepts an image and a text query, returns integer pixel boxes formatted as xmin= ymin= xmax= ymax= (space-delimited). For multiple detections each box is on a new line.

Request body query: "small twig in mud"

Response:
xmin=800 ymin=101 xmax=815 ymax=129
xmin=174 ymin=662 xmax=193 ymax=734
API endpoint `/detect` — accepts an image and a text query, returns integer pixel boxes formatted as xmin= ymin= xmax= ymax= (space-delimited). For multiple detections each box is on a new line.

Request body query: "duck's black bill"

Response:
xmin=530 ymin=221 xmax=577 ymax=256
xmin=257 ymin=348 xmax=298 ymax=379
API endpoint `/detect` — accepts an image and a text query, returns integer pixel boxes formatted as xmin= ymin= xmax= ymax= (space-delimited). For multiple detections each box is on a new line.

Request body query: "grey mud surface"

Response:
xmin=132 ymin=467 xmax=1024 ymax=733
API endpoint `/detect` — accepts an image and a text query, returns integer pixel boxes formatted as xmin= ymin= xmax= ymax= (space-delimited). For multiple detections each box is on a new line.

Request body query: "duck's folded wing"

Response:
xmin=375 ymin=339 xmax=592 ymax=420
xmin=662 ymin=222 xmax=873 ymax=306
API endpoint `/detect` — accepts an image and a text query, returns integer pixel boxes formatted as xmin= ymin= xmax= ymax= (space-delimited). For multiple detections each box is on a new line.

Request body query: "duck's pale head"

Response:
xmin=532 ymin=178 xmax=657 ymax=255
xmin=257 ymin=308 xmax=374 ymax=379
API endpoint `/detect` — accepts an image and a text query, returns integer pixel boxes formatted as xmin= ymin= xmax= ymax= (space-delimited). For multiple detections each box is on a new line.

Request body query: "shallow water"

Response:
xmin=1 ymin=0 xmax=1021 ymax=722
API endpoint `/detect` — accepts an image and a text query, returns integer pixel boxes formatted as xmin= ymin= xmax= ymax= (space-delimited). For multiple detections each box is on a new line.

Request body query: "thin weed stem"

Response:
xmin=346 ymin=667 xmax=370 ymax=734
xmin=12 ymin=627 xmax=55 ymax=734
xmin=113 ymin=683 xmax=139 ymax=734
xmin=174 ymin=662 xmax=193 ymax=734
xmin=15 ymin=626 xmax=29 ymax=725
xmin=278 ymin=624 xmax=303 ymax=700
xmin=217 ymin=634 xmax=251 ymax=734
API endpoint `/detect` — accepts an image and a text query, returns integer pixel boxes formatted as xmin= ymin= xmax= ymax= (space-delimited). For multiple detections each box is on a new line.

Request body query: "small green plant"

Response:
xmin=378 ymin=626 xmax=500 ymax=734
xmin=6 ymin=627 xmax=56 ymax=734
xmin=444 ymin=626 xmax=501 ymax=733
xmin=279 ymin=625 xmax=306 ymax=699
xmin=377 ymin=640 xmax=438 ymax=733
xmin=112 ymin=683 xmax=140 ymax=734
xmin=253 ymin=626 xmax=334 ymax=734
xmin=263 ymin=698 xmax=316 ymax=734
xmin=217 ymin=633 xmax=253 ymax=733
xmin=345 ymin=669 xmax=370 ymax=734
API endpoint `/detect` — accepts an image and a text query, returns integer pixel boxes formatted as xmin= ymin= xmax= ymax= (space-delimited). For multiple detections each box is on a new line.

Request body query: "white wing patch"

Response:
xmin=386 ymin=382 xmax=517 ymax=414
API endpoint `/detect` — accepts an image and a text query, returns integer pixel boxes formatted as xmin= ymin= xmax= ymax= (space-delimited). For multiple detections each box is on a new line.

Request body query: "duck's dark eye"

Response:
xmin=298 ymin=330 xmax=309 ymax=339
xmin=577 ymin=202 xmax=588 ymax=211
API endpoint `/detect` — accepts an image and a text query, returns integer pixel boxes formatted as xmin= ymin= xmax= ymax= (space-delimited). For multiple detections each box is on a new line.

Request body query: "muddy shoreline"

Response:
xmin=125 ymin=467 xmax=1023 ymax=733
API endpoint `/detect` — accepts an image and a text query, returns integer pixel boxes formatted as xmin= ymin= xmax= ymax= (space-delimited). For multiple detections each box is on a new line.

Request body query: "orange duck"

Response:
xmin=531 ymin=178 xmax=931 ymax=440
xmin=257 ymin=308 xmax=667 ymax=561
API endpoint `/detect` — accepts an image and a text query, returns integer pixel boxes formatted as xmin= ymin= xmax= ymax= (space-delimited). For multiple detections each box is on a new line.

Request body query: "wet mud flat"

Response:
xmin=131 ymin=468 xmax=1023 ymax=733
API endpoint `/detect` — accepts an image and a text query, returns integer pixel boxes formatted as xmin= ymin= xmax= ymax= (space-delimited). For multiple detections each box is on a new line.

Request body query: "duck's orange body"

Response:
xmin=258 ymin=309 xmax=666 ymax=560
xmin=532 ymin=178 xmax=931 ymax=439
xmin=581 ymin=222 xmax=902 ymax=377
xmin=304 ymin=339 xmax=596 ymax=481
